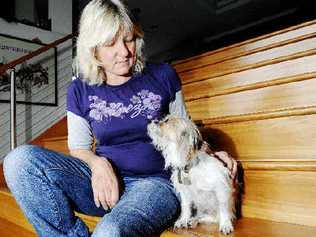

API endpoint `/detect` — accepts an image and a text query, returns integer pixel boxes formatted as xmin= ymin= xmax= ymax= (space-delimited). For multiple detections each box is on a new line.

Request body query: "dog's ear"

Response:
xmin=196 ymin=135 xmax=204 ymax=151
xmin=195 ymin=129 xmax=204 ymax=151
xmin=189 ymin=121 xmax=205 ymax=160
xmin=178 ymin=123 xmax=201 ymax=161
xmin=179 ymin=130 xmax=191 ymax=150
xmin=189 ymin=121 xmax=203 ymax=150
xmin=177 ymin=129 xmax=193 ymax=161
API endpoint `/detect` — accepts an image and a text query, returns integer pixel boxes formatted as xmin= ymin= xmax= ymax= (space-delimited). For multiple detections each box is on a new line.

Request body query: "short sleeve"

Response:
xmin=66 ymin=79 xmax=84 ymax=117
xmin=149 ymin=63 xmax=182 ymax=102
xmin=67 ymin=111 xmax=93 ymax=150
xmin=66 ymin=79 xmax=93 ymax=150
xmin=163 ymin=63 xmax=181 ymax=102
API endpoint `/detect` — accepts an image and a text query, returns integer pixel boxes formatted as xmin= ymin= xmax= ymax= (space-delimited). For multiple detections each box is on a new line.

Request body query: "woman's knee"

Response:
xmin=3 ymin=144 xmax=40 ymax=184
xmin=92 ymin=219 xmax=122 ymax=237
xmin=91 ymin=179 xmax=181 ymax=237
xmin=142 ymin=178 xmax=180 ymax=212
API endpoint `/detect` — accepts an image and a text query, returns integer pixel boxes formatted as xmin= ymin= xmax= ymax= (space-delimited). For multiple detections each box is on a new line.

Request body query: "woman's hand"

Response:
xmin=89 ymin=157 xmax=119 ymax=210
xmin=201 ymin=142 xmax=237 ymax=180
xmin=214 ymin=151 xmax=237 ymax=180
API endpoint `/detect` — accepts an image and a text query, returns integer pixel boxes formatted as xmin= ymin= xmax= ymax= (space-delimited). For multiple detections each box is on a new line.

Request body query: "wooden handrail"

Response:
xmin=0 ymin=32 xmax=77 ymax=74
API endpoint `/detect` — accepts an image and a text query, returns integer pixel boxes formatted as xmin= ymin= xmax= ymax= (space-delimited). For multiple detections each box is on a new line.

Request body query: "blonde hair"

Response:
xmin=76 ymin=0 xmax=145 ymax=85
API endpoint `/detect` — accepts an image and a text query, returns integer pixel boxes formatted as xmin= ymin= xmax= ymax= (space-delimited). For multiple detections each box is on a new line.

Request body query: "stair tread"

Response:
xmin=162 ymin=218 xmax=316 ymax=237
xmin=39 ymin=135 xmax=68 ymax=142
xmin=0 ymin=217 xmax=35 ymax=237
xmin=1 ymin=188 xmax=316 ymax=237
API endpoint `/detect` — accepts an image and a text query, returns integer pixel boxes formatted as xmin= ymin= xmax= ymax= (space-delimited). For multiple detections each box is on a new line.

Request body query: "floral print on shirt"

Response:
xmin=88 ymin=90 xmax=162 ymax=123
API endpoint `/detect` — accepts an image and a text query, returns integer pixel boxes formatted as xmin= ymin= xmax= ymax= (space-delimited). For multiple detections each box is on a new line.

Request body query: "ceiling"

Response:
xmin=76 ymin=0 xmax=315 ymax=62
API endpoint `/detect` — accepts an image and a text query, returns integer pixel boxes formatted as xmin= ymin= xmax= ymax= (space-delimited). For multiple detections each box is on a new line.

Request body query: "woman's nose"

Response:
xmin=116 ymin=41 xmax=129 ymax=57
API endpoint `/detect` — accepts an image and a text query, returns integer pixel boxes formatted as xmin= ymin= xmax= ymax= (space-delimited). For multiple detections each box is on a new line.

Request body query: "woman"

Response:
xmin=3 ymin=0 xmax=237 ymax=236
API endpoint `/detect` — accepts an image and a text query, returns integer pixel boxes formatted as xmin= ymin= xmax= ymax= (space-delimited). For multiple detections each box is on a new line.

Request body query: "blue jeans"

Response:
xmin=3 ymin=145 xmax=180 ymax=237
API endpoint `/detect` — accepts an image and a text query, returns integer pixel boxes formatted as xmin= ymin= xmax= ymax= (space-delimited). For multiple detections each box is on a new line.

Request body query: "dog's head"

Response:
xmin=147 ymin=115 xmax=203 ymax=169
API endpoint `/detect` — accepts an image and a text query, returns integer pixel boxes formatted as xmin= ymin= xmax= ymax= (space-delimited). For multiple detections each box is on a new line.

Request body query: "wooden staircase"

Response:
xmin=1 ymin=186 xmax=316 ymax=237
xmin=1 ymin=19 xmax=316 ymax=236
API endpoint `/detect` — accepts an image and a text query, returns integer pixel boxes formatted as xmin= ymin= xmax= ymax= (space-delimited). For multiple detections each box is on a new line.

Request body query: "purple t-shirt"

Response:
xmin=67 ymin=63 xmax=181 ymax=177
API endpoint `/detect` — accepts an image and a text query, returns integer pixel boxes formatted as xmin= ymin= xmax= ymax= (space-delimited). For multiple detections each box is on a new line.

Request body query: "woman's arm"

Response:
xmin=69 ymin=149 xmax=119 ymax=209
xmin=67 ymin=111 xmax=119 ymax=209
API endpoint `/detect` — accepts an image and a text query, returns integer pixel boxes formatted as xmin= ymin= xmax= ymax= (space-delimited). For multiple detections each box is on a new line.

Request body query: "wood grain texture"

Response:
xmin=242 ymin=170 xmax=316 ymax=226
xmin=174 ymin=20 xmax=316 ymax=73
xmin=178 ymin=38 xmax=316 ymax=84
xmin=202 ymin=106 xmax=316 ymax=124
xmin=187 ymin=78 xmax=316 ymax=121
xmin=182 ymin=56 xmax=316 ymax=101
xmin=41 ymin=138 xmax=69 ymax=155
xmin=0 ymin=188 xmax=35 ymax=234
xmin=30 ymin=117 xmax=68 ymax=147
xmin=200 ymin=114 xmax=316 ymax=160
xmin=30 ymin=117 xmax=69 ymax=155
xmin=240 ymin=160 xmax=316 ymax=171
xmin=0 ymin=217 xmax=35 ymax=237
xmin=162 ymin=217 xmax=316 ymax=237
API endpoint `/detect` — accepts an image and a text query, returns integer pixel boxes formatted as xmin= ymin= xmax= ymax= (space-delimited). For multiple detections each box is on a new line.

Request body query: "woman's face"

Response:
xmin=96 ymin=30 xmax=136 ymax=80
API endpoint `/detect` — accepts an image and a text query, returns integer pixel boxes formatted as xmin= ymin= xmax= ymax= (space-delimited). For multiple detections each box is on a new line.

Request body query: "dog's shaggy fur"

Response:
xmin=148 ymin=116 xmax=235 ymax=235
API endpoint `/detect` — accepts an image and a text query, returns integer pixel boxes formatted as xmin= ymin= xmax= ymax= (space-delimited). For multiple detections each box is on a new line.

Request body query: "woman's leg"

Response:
xmin=3 ymin=144 xmax=106 ymax=237
xmin=92 ymin=176 xmax=180 ymax=237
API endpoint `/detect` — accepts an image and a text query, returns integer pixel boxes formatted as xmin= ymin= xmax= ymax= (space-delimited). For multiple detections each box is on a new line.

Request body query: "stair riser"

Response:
xmin=242 ymin=170 xmax=316 ymax=226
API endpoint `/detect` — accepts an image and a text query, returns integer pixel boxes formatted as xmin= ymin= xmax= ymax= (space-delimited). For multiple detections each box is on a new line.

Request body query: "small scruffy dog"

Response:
xmin=148 ymin=116 xmax=235 ymax=235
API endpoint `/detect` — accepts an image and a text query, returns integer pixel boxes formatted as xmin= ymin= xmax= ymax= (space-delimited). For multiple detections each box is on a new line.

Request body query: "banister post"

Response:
xmin=10 ymin=68 xmax=16 ymax=150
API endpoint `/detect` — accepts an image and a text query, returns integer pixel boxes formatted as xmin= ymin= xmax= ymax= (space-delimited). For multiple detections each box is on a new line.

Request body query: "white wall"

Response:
xmin=0 ymin=0 xmax=73 ymax=161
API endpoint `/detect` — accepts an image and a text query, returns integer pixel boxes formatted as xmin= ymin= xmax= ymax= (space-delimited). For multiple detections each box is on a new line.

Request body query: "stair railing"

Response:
xmin=10 ymin=69 xmax=16 ymax=150
xmin=0 ymin=33 xmax=76 ymax=151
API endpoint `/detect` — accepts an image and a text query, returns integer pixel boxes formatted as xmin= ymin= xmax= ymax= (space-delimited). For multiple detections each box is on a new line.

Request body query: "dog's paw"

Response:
xmin=174 ymin=218 xmax=191 ymax=229
xmin=174 ymin=219 xmax=188 ymax=229
xmin=187 ymin=218 xmax=198 ymax=228
xmin=219 ymin=220 xmax=234 ymax=235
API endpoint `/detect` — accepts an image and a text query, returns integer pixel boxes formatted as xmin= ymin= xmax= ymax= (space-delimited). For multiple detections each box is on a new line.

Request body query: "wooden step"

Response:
xmin=39 ymin=136 xmax=69 ymax=155
xmin=174 ymin=20 xmax=316 ymax=73
xmin=0 ymin=187 xmax=36 ymax=234
xmin=31 ymin=117 xmax=68 ymax=146
xmin=1 ymin=187 xmax=316 ymax=237
xmin=163 ymin=218 xmax=316 ymax=237
xmin=0 ymin=217 xmax=35 ymax=237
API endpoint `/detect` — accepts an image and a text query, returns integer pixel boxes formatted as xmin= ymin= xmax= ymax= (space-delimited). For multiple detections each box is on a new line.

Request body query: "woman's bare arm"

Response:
xmin=70 ymin=149 xmax=119 ymax=210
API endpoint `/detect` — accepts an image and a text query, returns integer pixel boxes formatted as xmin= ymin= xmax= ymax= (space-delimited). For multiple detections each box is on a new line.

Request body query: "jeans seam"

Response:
xmin=26 ymin=168 xmax=63 ymax=230
xmin=45 ymin=167 xmax=90 ymax=180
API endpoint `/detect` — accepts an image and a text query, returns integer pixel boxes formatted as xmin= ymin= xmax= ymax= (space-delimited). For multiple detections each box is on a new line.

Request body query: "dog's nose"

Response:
xmin=153 ymin=119 xmax=159 ymax=124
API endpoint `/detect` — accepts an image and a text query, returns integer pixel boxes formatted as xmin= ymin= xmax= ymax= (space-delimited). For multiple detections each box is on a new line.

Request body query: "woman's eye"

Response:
xmin=100 ymin=41 xmax=114 ymax=47
xmin=124 ymin=37 xmax=135 ymax=43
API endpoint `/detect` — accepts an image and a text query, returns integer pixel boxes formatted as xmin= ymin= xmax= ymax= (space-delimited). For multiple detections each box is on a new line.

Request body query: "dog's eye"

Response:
xmin=181 ymin=131 xmax=187 ymax=137
xmin=165 ymin=118 xmax=169 ymax=122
